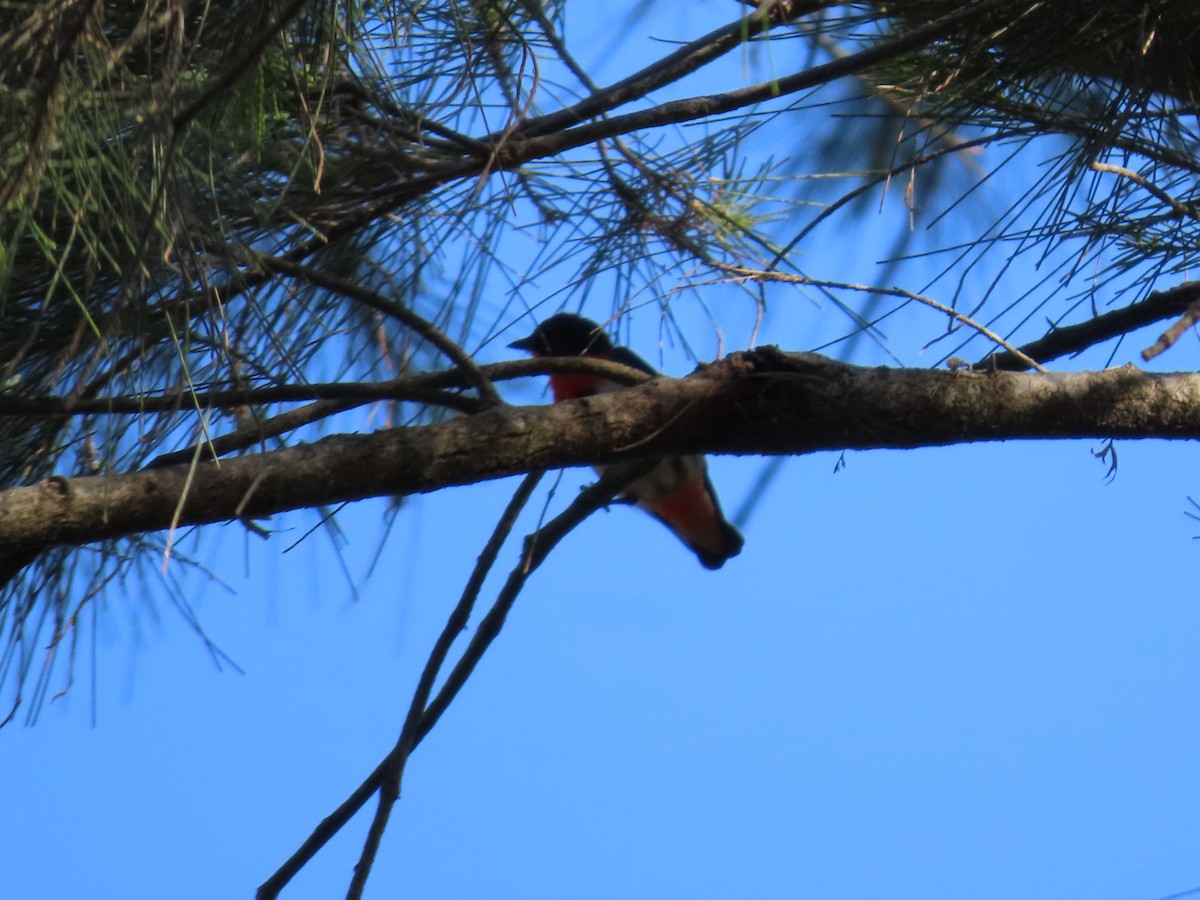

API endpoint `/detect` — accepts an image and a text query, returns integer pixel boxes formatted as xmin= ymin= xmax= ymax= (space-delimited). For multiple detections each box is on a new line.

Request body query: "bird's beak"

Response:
xmin=508 ymin=334 xmax=538 ymax=353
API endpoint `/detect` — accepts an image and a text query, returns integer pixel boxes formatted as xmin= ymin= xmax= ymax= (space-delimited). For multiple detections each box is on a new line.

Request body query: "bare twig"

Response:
xmin=495 ymin=0 xmax=1026 ymax=166
xmin=907 ymin=291 xmax=1047 ymax=372
xmin=141 ymin=389 xmax=478 ymax=472
xmin=257 ymin=256 xmax=503 ymax=408
xmin=711 ymin=265 xmax=1047 ymax=370
xmin=0 ymin=356 xmax=647 ymax=420
xmin=978 ymin=281 xmax=1200 ymax=370
xmin=258 ymin=473 xmax=544 ymax=898
xmin=259 ymin=466 xmax=643 ymax=899
xmin=345 ymin=470 xmax=545 ymax=900
xmin=1142 ymin=298 xmax=1200 ymax=362
xmin=1090 ymin=161 xmax=1200 ymax=223
xmin=139 ymin=358 xmax=647 ymax=470
xmin=139 ymin=356 xmax=645 ymax=469
xmin=501 ymin=0 xmax=829 ymax=141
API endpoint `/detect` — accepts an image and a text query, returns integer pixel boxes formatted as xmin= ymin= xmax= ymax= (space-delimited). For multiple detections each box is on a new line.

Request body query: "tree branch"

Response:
xmin=258 ymin=467 xmax=641 ymax=899
xmin=345 ymin=472 xmax=545 ymax=900
xmin=494 ymin=0 xmax=1028 ymax=168
xmin=0 ymin=357 xmax=646 ymax=419
xmin=977 ymin=281 xmax=1200 ymax=370
xmin=3 ymin=351 xmax=1200 ymax=559
xmin=255 ymin=256 xmax=503 ymax=407
xmin=498 ymin=0 xmax=826 ymax=141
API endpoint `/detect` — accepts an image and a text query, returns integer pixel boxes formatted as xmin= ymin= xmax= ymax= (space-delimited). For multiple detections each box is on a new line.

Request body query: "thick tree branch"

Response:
xmin=3 ymin=351 xmax=1200 ymax=558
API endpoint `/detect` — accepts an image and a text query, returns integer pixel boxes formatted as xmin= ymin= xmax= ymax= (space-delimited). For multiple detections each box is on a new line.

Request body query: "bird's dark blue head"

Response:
xmin=508 ymin=313 xmax=614 ymax=357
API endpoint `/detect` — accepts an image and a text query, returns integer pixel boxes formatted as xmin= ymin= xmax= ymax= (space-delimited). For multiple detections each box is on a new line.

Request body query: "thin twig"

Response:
xmin=1142 ymin=298 xmax=1200 ymax=362
xmin=351 ymin=467 xmax=653 ymax=900
xmin=136 ymin=357 xmax=648 ymax=470
xmin=906 ymin=290 xmax=1047 ymax=372
xmin=259 ymin=472 xmax=543 ymax=899
xmin=1090 ymin=160 xmax=1200 ymax=223
xmin=978 ymin=281 xmax=1200 ymax=370
xmin=496 ymin=0 xmax=1025 ymax=164
xmin=257 ymin=255 xmax=503 ymax=407
xmin=712 ymin=265 xmax=1047 ymax=370
xmin=0 ymin=356 xmax=647 ymax=421
xmin=500 ymin=0 xmax=827 ymax=142
xmin=141 ymin=388 xmax=478 ymax=471
xmin=413 ymin=463 xmax=654 ymax=739
xmin=259 ymin=467 xmax=643 ymax=899
xmin=345 ymin=471 xmax=545 ymax=899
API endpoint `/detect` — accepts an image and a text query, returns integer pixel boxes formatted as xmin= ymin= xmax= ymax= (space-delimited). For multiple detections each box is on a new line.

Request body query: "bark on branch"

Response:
xmin=2 ymin=348 xmax=1199 ymax=555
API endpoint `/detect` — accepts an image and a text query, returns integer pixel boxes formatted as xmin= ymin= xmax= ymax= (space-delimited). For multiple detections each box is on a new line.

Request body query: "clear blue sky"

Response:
xmin=4 ymin=4 xmax=1200 ymax=899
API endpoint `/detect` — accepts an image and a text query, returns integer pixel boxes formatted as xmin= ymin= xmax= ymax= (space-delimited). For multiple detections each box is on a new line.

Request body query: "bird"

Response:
xmin=508 ymin=312 xmax=744 ymax=569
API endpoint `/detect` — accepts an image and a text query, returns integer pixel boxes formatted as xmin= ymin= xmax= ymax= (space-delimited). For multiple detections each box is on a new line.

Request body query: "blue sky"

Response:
xmin=4 ymin=3 xmax=1200 ymax=899
xmin=9 ymin=433 xmax=1200 ymax=899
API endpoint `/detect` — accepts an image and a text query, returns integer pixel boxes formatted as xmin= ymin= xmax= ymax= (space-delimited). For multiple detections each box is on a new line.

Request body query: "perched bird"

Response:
xmin=509 ymin=312 xmax=744 ymax=569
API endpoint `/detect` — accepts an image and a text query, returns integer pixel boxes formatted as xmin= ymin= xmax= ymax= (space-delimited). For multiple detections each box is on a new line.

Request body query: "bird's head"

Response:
xmin=508 ymin=313 xmax=614 ymax=357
